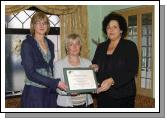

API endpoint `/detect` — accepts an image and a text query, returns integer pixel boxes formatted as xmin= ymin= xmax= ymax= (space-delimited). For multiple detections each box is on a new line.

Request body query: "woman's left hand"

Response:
xmin=97 ymin=78 xmax=114 ymax=94
xmin=89 ymin=64 xmax=99 ymax=72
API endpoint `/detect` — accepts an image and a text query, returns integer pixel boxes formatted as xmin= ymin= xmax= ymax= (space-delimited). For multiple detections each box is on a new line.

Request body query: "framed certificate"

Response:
xmin=63 ymin=68 xmax=98 ymax=93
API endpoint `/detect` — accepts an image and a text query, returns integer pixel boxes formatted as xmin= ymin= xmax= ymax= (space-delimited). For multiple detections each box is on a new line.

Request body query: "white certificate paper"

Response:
xmin=63 ymin=68 xmax=97 ymax=93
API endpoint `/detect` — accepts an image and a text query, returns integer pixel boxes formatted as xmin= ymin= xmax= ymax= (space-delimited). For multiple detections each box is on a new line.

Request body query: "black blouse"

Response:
xmin=92 ymin=38 xmax=139 ymax=98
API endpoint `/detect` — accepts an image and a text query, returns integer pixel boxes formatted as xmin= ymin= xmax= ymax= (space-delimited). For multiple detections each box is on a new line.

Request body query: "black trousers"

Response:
xmin=97 ymin=96 xmax=135 ymax=108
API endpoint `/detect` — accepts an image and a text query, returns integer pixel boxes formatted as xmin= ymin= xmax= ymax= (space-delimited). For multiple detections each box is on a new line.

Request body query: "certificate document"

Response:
xmin=63 ymin=68 xmax=98 ymax=93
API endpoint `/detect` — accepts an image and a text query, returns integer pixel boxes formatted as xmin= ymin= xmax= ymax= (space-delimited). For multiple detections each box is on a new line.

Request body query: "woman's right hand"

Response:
xmin=70 ymin=92 xmax=78 ymax=96
xmin=96 ymin=77 xmax=114 ymax=94
xmin=90 ymin=64 xmax=99 ymax=72
xmin=57 ymin=81 xmax=68 ymax=91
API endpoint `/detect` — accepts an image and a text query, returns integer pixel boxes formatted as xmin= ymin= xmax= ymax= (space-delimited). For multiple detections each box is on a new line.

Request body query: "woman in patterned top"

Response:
xmin=20 ymin=12 xmax=67 ymax=108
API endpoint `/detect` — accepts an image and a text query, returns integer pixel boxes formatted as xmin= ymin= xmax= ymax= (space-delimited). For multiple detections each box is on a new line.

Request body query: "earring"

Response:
xmin=120 ymin=31 xmax=123 ymax=36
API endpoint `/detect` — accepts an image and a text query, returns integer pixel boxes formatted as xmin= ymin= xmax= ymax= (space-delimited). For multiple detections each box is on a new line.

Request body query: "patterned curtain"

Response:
xmin=5 ymin=5 xmax=89 ymax=58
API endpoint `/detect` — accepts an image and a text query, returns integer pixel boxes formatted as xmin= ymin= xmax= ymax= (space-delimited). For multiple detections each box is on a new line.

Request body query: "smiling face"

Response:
xmin=67 ymin=38 xmax=81 ymax=56
xmin=106 ymin=20 xmax=122 ymax=41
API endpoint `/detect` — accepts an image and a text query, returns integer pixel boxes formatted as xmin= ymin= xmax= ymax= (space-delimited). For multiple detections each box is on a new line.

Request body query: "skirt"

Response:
xmin=21 ymin=85 xmax=58 ymax=108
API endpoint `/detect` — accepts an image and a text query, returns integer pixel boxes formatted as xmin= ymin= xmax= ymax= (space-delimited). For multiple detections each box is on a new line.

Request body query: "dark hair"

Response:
xmin=102 ymin=12 xmax=128 ymax=38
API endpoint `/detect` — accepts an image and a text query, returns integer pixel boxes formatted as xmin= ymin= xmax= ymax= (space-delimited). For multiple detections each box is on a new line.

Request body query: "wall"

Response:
xmin=87 ymin=5 xmax=103 ymax=60
xmin=87 ymin=5 xmax=138 ymax=60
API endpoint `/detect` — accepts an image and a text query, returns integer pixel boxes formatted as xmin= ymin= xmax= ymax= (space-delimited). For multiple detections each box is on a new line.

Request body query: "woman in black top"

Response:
xmin=91 ymin=12 xmax=139 ymax=108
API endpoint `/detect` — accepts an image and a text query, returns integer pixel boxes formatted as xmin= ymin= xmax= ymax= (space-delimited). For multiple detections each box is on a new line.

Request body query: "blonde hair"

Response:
xmin=30 ymin=12 xmax=50 ymax=36
xmin=65 ymin=33 xmax=82 ymax=54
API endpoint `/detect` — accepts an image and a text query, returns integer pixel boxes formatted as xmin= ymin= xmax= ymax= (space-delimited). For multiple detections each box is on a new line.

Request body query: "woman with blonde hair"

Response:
xmin=54 ymin=33 xmax=93 ymax=107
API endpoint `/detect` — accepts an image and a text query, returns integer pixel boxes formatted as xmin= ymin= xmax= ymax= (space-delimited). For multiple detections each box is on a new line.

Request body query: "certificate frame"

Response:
xmin=63 ymin=67 xmax=98 ymax=93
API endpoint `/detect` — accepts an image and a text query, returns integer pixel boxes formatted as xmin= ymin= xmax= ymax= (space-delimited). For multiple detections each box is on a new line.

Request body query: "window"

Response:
xmin=5 ymin=8 xmax=60 ymax=93
xmin=141 ymin=13 xmax=152 ymax=89
xmin=116 ymin=6 xmax=154 ymax=97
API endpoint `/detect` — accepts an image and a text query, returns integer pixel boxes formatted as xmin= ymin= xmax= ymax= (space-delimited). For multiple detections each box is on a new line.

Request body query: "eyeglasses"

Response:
xmin=35 ymin=21 xmax=47 ymax=26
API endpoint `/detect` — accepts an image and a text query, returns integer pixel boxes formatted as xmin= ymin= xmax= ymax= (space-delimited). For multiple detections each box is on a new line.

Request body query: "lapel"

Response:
xmin=27 ymin=35 xmax=52 ymax=64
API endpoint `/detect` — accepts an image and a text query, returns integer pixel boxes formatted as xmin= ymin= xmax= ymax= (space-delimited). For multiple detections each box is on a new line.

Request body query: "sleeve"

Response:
xmin=92 ymin=45 xmax=100 ymax=64
xmin=54 ymin=61 xmax=68 ymax=96
xmin=111 ymin=42 xmax=139 ymax=88
xmin=21 ymin=41 xmax=60 ymax=90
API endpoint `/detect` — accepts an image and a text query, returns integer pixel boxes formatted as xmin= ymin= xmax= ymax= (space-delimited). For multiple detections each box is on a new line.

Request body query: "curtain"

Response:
xmin=5 ymin=5 xmax=78 ymax=15
xmin=5 ymin=5 xmax=32 ymax=15
xmin=36 ymin=5 xmax=78 ymax=15
xmin=5 ymin=5 xmax=89 ymax=58
xmin=60 ymin=6 xmax=89 ymax=58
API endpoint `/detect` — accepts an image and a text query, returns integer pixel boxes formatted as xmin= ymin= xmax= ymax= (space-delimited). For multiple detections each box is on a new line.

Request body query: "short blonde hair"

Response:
xmin=30 ymin=12 xmax=50 ymax=36
xmin=65 ymin=33 xmax=82 ymax=53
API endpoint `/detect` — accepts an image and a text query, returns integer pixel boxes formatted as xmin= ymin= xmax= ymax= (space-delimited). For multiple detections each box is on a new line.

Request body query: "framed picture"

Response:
xmin=63 ymin=68 xmax=98 ymax=94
